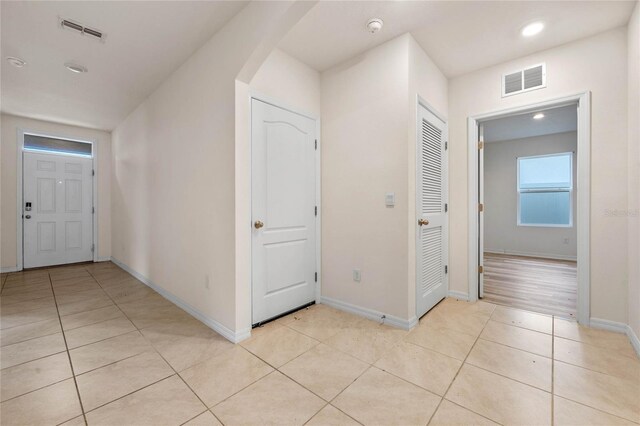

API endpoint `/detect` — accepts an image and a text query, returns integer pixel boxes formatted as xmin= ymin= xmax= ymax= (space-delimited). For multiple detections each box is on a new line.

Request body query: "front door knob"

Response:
xmin=254 ymin=220 xmax=264 ymax=229
xmin=25 ymin=215 xmax=32 ymax=219
xmin=418 ymin=218 xmax=429 ymax=226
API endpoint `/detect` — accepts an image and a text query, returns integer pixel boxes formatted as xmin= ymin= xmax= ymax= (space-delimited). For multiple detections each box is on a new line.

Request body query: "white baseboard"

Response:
xmin=448 ymin=290 xmax=469 ymax=301
xmin=110 ymin=257 xmax=250 ymax=344
xmin=96 ymin=256 xmax=111 ymax=262
xmin=590 ymin=317 xmax=640 ymax=357
xmin=1 ymin=266 xmax=20 ymax=273
xmin=589 ymin=317 xmax=627 ymax=333
xmin=319 ymin=296 xmax=417 ymax=330
xmin=627 ymin=325 xmax=640 ymax=357
xmin=484 ymin=249 xmax=577 ymax=262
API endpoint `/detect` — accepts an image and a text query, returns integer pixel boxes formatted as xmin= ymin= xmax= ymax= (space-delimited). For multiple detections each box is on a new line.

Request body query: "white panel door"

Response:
xmin=416 ymin=103 xmax=448 ymax=318
xmin=251 ymin=99 xmax=317 ymax=324
xmin=23 ymin=151 xmax=93 ymax=268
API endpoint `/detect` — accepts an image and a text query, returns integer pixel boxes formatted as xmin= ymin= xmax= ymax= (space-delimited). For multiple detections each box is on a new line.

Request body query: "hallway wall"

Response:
xmin=448 ymin=28 xmax=629 ymax=323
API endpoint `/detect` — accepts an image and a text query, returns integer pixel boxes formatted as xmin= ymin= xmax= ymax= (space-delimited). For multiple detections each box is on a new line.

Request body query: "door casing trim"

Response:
xmin=467 ymin=91 xmax=591 ymax=325
xmin=248 ymin=91 xmax=321 ymax=326
xmin=16 ymin=128 xmax=99 ymax=270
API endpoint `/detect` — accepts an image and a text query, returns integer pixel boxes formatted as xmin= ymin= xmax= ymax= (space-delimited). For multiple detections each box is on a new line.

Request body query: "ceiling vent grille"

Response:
xmin=502 ymin=63 xmax=546 ymax=97
xmin=60 ymin=18 xmax=105 ymax=42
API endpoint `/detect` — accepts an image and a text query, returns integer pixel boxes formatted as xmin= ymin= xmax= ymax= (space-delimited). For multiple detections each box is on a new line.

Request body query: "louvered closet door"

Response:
xmin=417 ymin=103 xmax=448 ymax=318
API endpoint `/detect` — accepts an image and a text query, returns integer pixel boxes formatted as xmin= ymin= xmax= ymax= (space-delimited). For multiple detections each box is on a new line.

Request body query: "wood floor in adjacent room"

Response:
xmin=482 ymin=252 xmax=577 ymax=318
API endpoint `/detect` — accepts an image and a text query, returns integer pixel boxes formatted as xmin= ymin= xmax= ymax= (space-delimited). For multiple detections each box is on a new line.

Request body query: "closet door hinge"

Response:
xmin=444 ymin=141 xmax=448 ymax=151
xmin=444 ymin=203 xmax=448 ymax=213
xmin=478 ymin=141 xmax=484 ymax=150
xmin=315 ymin=272 xmax=318 ymax=282
xmin=92 ymin=207 xmax=95 ymax=214
xmin=91 ymin=244 xmax=95 ymax=253
xmin=315 ymin=205 xmax=318 ymax=216
xmin=478 ymin=203 xmax=484 ymax=212
xmin=92 ymin=169 xmax=95 ymax=176
xmin=315 ymin=139 xmax=317 ymax=150
xmin=478 ymin=265 xmax=484 ymax=274
xmin=444 ymin=265 xmax=448 ymax=274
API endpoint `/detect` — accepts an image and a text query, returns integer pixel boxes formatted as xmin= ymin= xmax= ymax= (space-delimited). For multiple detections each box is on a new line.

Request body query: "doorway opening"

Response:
xmin=481 ymin=105 xmax=577 ymax=318
xmin=468 ymin=93 xmax=591 ymax=324
xmin=17 ymin=130 xmax=97 ymax=270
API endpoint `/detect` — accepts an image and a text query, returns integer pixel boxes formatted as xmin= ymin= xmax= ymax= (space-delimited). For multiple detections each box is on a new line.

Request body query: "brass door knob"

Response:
xmin=254 ymin=220 xmax=264 ymax=229
xmin=418 ymin=218 xmax=429 ymax=226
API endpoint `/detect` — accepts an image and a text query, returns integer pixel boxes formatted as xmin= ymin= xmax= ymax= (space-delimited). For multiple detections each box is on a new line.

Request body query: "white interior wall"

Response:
xmin=627 ymin=2 xmax=640 ymax=341
xmin=249 ymin=49 xmax=321 ymax=117
xmin=448 ymin=28 xmax=629 ymax=324
xmin=484 ymin=131 xmax=578 ymax=260
xmin=110 ymin=2 xmax=314 ymax=341
xmin=0 ymin=113 xmax=112 ymax=270
xmin=321 ymin=33 xmax=447 ymax=323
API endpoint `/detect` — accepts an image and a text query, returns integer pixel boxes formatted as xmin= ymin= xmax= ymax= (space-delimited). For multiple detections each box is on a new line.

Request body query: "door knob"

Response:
xmin=254 ymin=220 xmax=264 ymax=229
xmin=25 ymin=215 xmax=32 ymax=219
xmin=418 ymin=218 xmax=429 ymax=226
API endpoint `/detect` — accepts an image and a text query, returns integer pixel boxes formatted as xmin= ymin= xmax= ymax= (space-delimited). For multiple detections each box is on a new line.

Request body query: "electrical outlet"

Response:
xmin=204 ymin=275 xmax=210 ymax=290
xmin=353 ymin=269 xmax=361 ymax=282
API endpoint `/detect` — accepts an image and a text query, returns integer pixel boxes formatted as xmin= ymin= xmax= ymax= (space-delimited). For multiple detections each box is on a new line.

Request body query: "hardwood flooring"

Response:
xmin=482 ymin=252 xmax=577 ymax=318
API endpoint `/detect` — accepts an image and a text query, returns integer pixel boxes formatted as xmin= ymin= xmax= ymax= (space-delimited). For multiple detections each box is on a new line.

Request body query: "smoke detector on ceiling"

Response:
xmin=366 ymin=18 xmax=384 ymax=34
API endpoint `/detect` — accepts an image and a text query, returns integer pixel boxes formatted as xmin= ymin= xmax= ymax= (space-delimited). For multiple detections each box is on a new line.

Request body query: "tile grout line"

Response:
xmin=0 ymin=375 xmax=73 ymax=405
xmin=425 ymin=304 xmax=506 ymax=426
xmin=1 ymin=349 xmax=68 ymax=372
xmin=1 ymin=293 xmax=54 ymax=306
xmin=84 ymin=267 xmax=224 ymax=424
xmin=47 ymin=270 xmax=89 ymax=426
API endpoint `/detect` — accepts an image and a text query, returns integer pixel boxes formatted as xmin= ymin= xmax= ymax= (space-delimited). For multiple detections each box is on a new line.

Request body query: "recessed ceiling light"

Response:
xmin=366 ymin=18 xmax=384 ymax=34
xmin=64 ymin=62 xmax=88 ymax=73
xmin=533 ymin=113 xmax=545 ymax=120
xmin=6 ymin=56 xmax=27 ymax=68
xmin=522 ymin=22 xmax=545 ymax=37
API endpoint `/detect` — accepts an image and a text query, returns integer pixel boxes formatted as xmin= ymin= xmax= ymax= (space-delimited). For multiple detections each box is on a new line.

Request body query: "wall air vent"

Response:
xmin=502 ymin=63 xmax=546 ymax=97
xmin=60 ymin=18 xmax=105 ymax=42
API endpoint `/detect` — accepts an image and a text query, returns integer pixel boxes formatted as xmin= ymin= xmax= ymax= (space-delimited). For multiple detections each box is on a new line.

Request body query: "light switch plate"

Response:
xmin=353 ymin=269 xmax=361 ymax=282
xmin=385 ymin=192 xmax=395 ymax=207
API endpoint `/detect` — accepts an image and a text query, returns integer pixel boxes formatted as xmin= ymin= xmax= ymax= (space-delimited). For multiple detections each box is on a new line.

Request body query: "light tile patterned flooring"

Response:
xmin=1 ymin=262 xmax=639 ymax=425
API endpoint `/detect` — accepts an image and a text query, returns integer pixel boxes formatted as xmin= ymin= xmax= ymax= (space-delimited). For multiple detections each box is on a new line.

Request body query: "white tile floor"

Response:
xmin=1 ymin=262 xmax=639 ymax=425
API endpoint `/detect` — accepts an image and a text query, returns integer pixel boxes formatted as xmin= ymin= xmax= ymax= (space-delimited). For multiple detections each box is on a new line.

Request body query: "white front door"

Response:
xmin=416 ymin=103 xmax=448 ymax=318
xmin=23 ymin=151 xmax=94 ymax=268
xmin=251 ymin=99 xmax=317 ymax=324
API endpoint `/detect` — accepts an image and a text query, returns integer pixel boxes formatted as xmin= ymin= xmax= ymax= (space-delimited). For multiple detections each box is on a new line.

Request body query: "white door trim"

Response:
xmin=16 ymin=128 xmax=99 ymax=270
xmin=467 ymin=91 xmax=591 ymax=325
xmin=416 ymin=95 xmax=449 ymax=318
xmin=249 ymin=91 xmax=321 ymax=322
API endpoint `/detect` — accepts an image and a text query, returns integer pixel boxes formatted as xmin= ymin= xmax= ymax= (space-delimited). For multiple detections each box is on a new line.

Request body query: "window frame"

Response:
xmin=23 ymin=133 xmax=94 ymax=158
xmin=516 ymin=151 xmax=573 ymax=228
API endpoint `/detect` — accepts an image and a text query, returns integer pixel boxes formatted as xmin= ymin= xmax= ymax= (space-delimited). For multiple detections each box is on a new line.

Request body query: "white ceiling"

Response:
xmin=278 ymin=1 xmax=636 ymax=75
xmin=1 ymin=1 xmax=247 ymax=130
xmin=483 ymin=104 xmax=577 ymax=143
